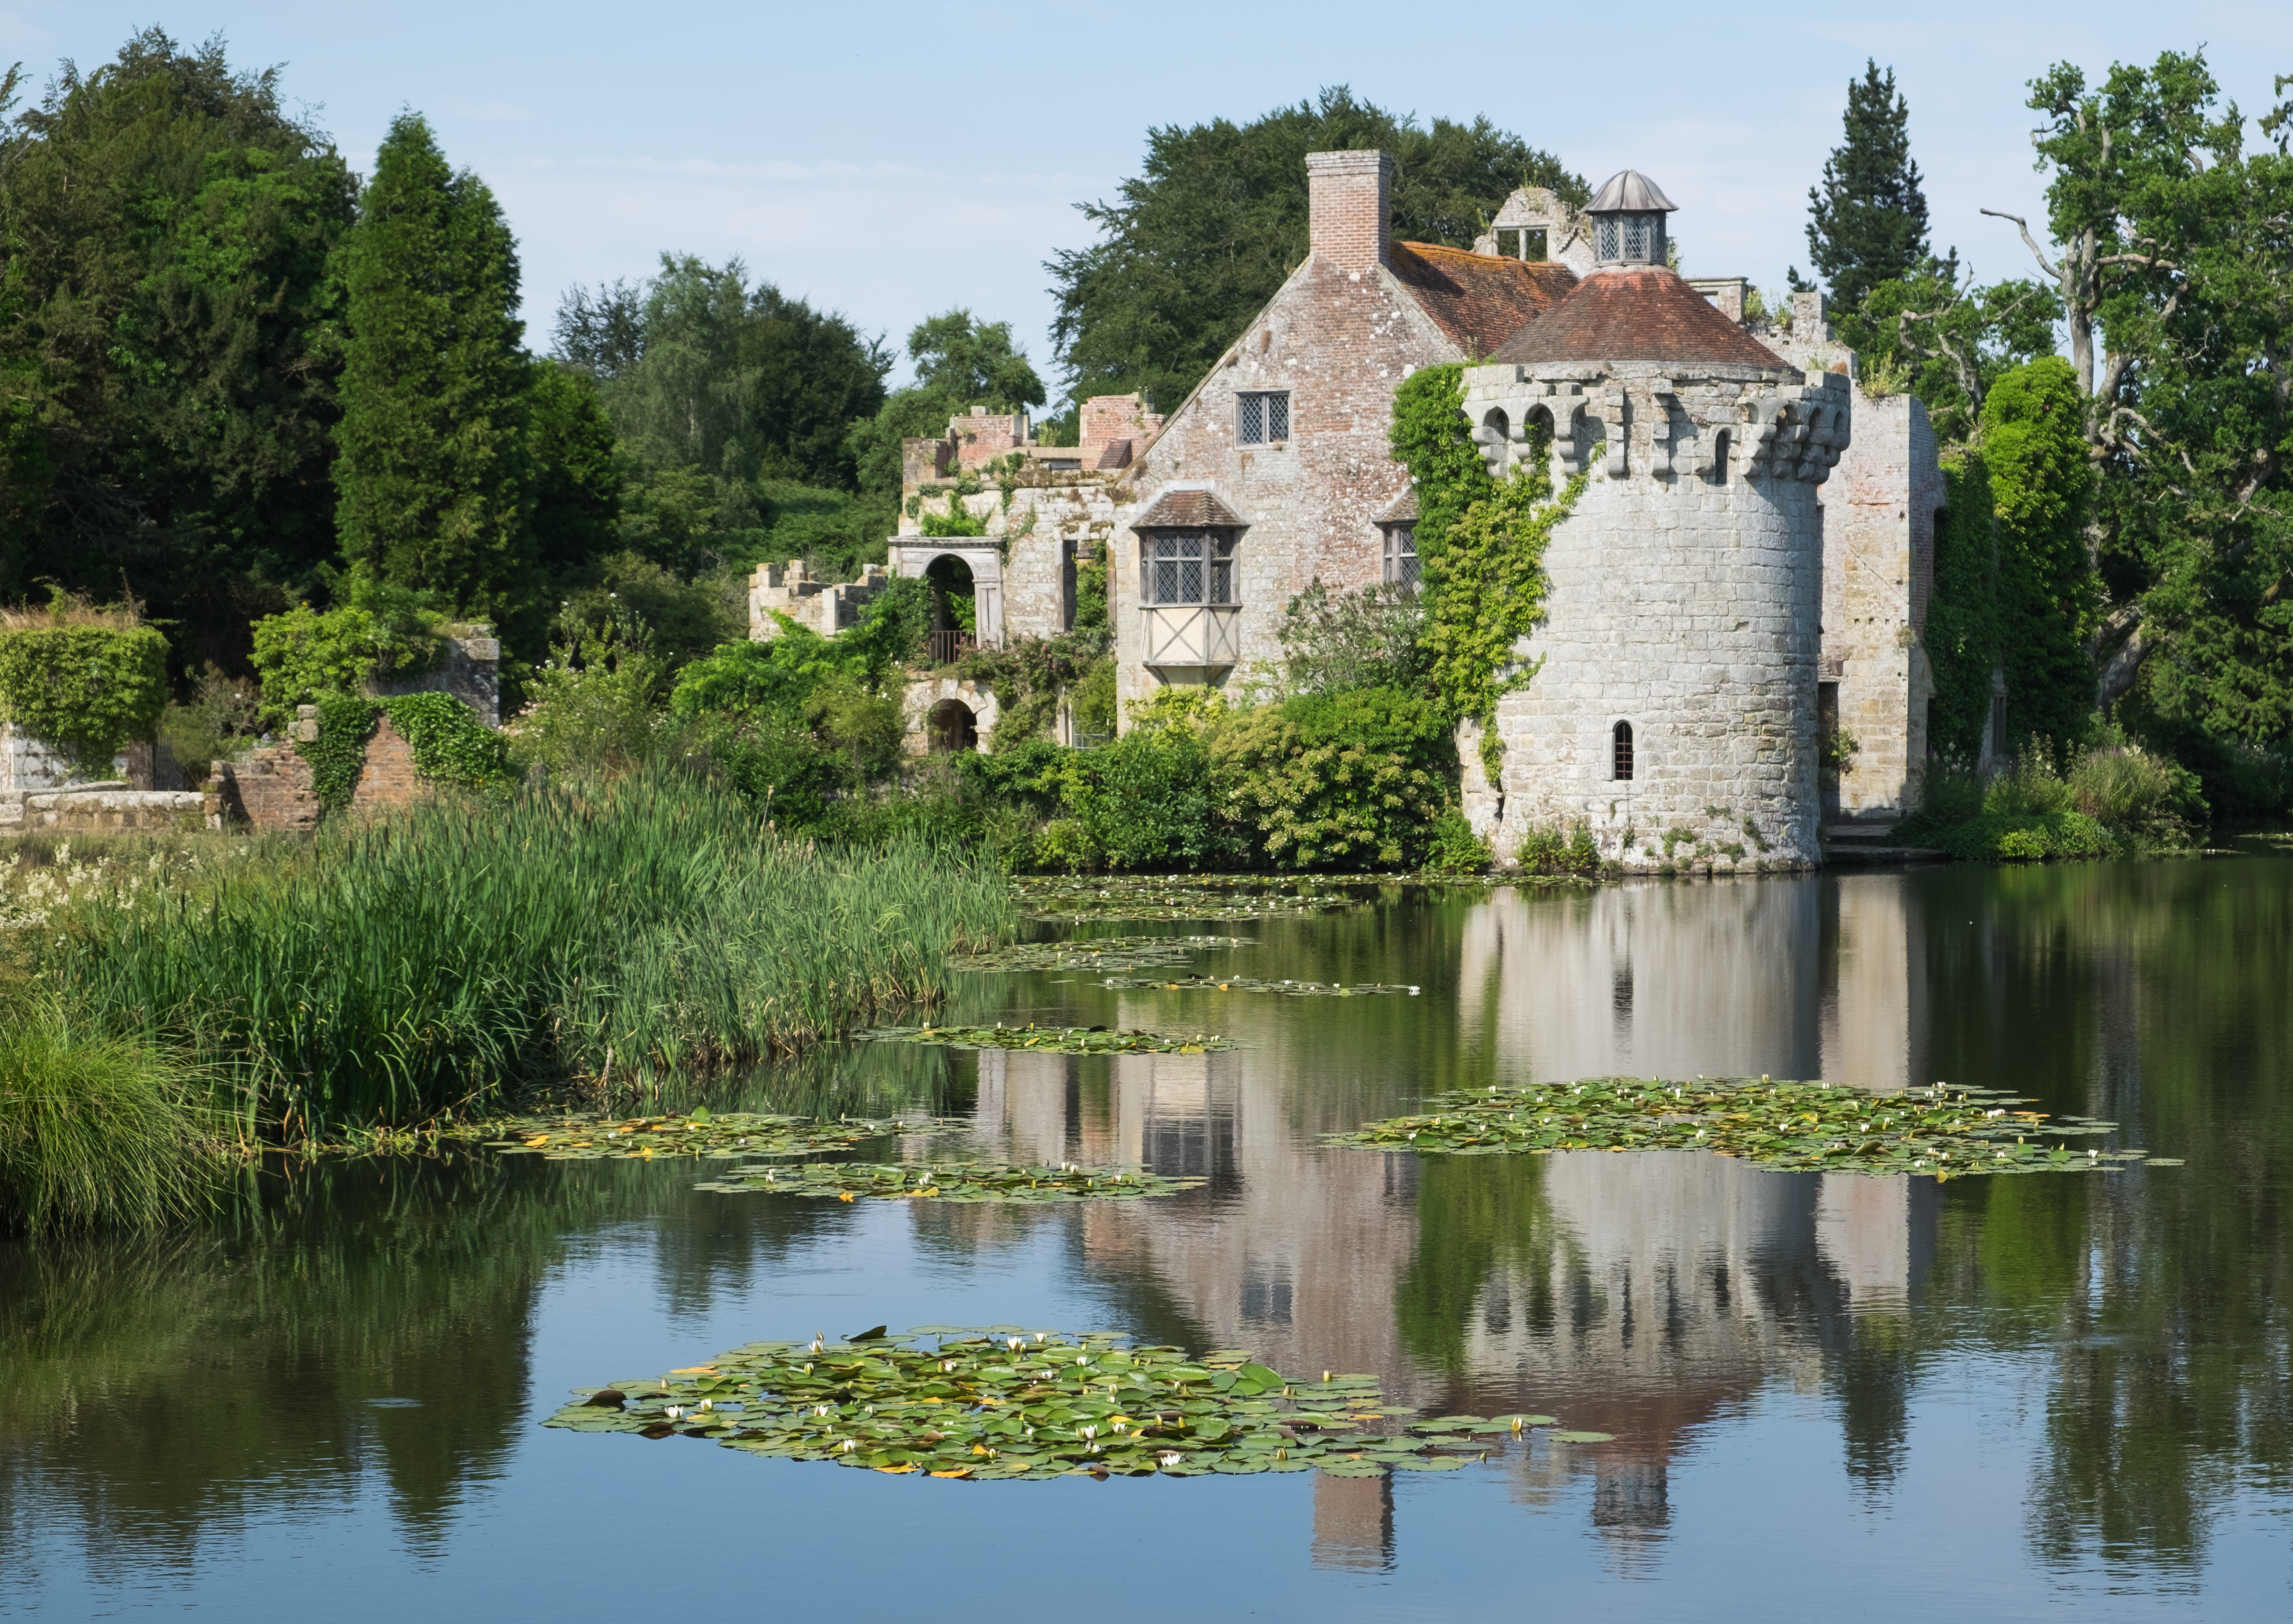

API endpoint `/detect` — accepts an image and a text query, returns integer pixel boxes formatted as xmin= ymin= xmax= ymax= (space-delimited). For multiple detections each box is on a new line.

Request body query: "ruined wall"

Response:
xmin=370 ymin=626 xmax=502 ymax=727
xmin=1113 ymin=254 xmax=1458 ymax=715
xmin=0 ymin=787 xmax=204 ymax=834
xmin=206 ymin=716 xmax=429 ymax=834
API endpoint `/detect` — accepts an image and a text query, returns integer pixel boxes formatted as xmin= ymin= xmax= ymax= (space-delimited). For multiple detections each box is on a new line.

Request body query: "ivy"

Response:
xmin=0 ymin=624 xmax=171 ymax=766
xmin=300 ymin=693 xmax=383 ymax=811
xmin=377 ymin=692 xmax=518 ymax=793
xmin=1391 ymin=366 xmax=1586 ymax=781
xmin=295 ymin=691 xmax=516 ymax=813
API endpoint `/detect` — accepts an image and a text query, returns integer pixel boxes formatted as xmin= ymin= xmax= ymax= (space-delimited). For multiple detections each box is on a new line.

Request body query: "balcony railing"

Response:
xmin=1141 ymin=604 xmax=1242 ymax=671
xmin=928 ymin=630 xmax=977 ymax=665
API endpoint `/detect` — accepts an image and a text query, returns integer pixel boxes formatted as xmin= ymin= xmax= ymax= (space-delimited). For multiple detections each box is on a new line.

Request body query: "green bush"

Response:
xmin=0 ymin=995 xmax=221 ymax=1233
xmin=1422 ymin=808 xmax=1492 ymax=875
xmin=1212 ymin=687 xmax=1454 ymax=870
xmin=1050 ymin=723 xmax=1222 ymax=871
xmin=1927 ymin=810 xmax=2113 ymax=863
xmin=0 ymin=621 xmax=171 ymax=767
xmin=247 ymin=567 xmax=446 ymax=725
xmin=1515 ymin=820 xmax=1600 ymax=875
xmin=2064 ymin=728 xmax=2205 ymax=846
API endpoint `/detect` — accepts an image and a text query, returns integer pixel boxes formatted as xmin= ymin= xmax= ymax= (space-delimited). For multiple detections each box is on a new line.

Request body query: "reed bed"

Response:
xmin=50 ymin=765 xmax=1015 ymax=1139
xmin=0 ymin=994 xmax=224 ymax=1232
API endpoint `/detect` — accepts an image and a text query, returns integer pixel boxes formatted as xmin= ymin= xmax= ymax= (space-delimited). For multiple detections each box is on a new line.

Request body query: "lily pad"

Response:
xmin=1094 ymin=975 xmax=1419 ymax=997
xmin=699 ymin=1161 xmax=1206 ymax=1203
xmin=1329 ymin=1077 xmax=2156 ymax=1180
xmin=1013 ymin=876 xmax=1361 ymax=922
xmin=319 ymin=1109 xmax=962 ymax=1162
xmin=859 ymin=1023 xmax=1238 ymax=1055
xmin=952 ymin=935 xmax=1248 ymax=972
xmin=541 ymin=1326 xmax=1596 ymax=1482
xmin=1548 ymin=1431 xmax=1616 ymax=1444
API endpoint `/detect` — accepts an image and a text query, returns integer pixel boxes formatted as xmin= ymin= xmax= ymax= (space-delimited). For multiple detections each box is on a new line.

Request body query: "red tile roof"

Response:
xmin=1134 ymin=487 xmax=1247 ymax=528
xmin=1389 ymin=243 xmax=1578 ymax=358
xmin=1491 ymin=266 xmax=1788 ymax=369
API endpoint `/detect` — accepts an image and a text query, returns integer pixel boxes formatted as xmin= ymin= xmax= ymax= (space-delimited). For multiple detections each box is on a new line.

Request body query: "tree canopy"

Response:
xmin=1806 ymin=61 xmax=1935 ymax=313
xmin=0 ymin=29 xmax=356 ymax=670
xmin=1047 ymin=87 xmax=1584 ymax=414
xmin=846 ymin=310 xmax=1047 ymax=499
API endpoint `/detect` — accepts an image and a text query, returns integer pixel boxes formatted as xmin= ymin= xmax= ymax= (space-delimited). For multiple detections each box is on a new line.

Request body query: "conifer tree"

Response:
xmin=1806 ymin=61 xmax=1933 ymax=313
xmin=334 ymin=113 xmax=535 ymax=631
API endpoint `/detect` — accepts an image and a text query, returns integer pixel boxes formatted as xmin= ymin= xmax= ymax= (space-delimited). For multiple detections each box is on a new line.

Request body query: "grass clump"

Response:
xmin=1901 ymin=731 xmax=2205 ymax=862
xmin=0 ymin=996 xmax=223 ymax=1233
xmin=49 ymin=763 xmax=1015 ymax=1140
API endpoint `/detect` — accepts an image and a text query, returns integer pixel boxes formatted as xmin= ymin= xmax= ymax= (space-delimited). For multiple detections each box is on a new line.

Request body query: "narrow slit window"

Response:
xmin=1612 ymin=721 xmax=1635 ymax=782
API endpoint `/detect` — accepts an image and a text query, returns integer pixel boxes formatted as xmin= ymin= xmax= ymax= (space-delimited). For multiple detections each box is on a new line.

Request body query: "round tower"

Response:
xmin=1458 ymin=172 xmax=1846 ymax=871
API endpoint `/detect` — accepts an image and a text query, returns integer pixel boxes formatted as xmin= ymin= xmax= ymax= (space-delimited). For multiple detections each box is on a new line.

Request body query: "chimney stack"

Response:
xmin=1305 ymin=150 xmax=1391 ymax=272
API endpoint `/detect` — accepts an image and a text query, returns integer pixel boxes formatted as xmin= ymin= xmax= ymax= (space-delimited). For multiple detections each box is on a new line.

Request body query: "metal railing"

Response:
xmin=928 ymin=630 xmax=977 ymax=665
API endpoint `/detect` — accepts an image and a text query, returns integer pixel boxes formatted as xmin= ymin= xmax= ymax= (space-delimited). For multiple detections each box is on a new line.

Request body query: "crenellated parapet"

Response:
xmin=1460 ymin=362 xmax=1850 ymax=488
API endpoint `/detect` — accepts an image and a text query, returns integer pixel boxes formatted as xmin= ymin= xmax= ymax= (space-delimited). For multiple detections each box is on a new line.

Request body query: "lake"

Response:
xmin=4 ymin=856 xmax=2289 ymax=1620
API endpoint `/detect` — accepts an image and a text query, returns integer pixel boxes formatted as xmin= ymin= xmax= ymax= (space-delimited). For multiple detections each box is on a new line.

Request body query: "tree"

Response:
xmin=1983 ymin=358 xmax=2101 ymax=750
xmin=553 ymin=255 xmax=890 ymax=492
xmin=334 ymin=112 xmax=536 ymax=641
xmin=1047 ymin=87 xmax=1584 ymax=413
xmin=1982 ymin=52 xmax=2293 ymax=749
xmin=846 ymin=310 xmax=1047 ymax=498
xmin=525 ymin=360 xmax=621 ymax=578
xmin=0 ymin=30 xmax=355 ymax=670
xmin=1806 ymin=61 xmax=1934 ymax=313
xmin=1837 ymin=263 xmax=2061 ymax=445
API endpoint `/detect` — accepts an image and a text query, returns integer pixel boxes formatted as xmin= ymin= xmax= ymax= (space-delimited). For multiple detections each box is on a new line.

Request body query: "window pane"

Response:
xmin=1597 ymin=217 xmax=1619 ymax=259
xmin=1210 ymin=557 xmax=1232 ymax=603
xmin=1179 ymin=559 xmax=1204 ymax=602
xmin=1152 ymin=559 xmax=1178 ymax=602
xmin=1267 ymin=392 xmax=1288 ymax=441
xmin=1238 ymin=393 xmax=1264 ymax=444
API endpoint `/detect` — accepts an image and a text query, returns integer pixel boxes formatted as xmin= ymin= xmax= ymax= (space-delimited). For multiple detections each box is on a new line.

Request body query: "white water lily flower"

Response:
xmin=1160 ymin=1451 xmax=1183 ymax=1467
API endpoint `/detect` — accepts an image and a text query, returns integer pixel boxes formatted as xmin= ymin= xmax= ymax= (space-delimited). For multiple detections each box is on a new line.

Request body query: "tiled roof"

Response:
xmin=1389 ymin=243 xmax=1578 ymax=357
xmin=1491 ymin=266 xmax=1788 ymax=369
xmin=1092 ymin=438 xmax=1132 ymax=470
xmin=1134 ymin=487 xmax=1246 ymax=528
xmin=1374 ymin=486 xmax=1419 ymax=525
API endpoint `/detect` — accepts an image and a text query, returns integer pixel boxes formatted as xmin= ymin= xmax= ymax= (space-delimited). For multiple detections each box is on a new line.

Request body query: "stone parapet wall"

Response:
xmin=0 ymin=787 xmax=205 ymax=834
xmin=1 ymin=722 xmax=135 ymax=793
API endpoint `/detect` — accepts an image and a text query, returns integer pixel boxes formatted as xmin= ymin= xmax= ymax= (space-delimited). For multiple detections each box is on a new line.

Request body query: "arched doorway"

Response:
xmin=927 ymin=698 xmax=978 ymax=753
xmin=925 ymin=555 xmax=976 ymax=664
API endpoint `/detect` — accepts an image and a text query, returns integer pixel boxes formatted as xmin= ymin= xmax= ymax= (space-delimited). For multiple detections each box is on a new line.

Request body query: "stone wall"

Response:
xmin=1460 ymin=359 xmax=1847 ymax=871
xmin=369 ymin=626 xmax=501 ymax=727
xmin=0 ymin=722 xmax=135 ymax=794
xmin=0 ymin=787 xmax=205 ymax=835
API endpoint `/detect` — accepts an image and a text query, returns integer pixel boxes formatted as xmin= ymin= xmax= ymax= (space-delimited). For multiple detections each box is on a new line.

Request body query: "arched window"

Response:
xmin=1612 ymin=721 xmax=1635 ymax=781
xmin=1478 ymin=407 xmax=1510 ymax=476
xmin=1710 ymin=429 xmax=1730 ymax=485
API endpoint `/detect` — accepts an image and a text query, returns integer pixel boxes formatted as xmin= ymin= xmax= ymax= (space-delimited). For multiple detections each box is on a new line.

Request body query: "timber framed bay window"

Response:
xmin=1133 ymin=487 xmax=1248 ymax=676
xmin=1145 ymin=530 xmax=1237 ymax=606
xmin=1237 ymin=390 xmax=1290 ymax=445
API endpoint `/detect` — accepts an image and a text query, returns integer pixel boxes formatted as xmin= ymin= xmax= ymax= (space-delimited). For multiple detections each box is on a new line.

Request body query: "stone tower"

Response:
xmin=1459 ymin=171 xmax=1847 ymax=870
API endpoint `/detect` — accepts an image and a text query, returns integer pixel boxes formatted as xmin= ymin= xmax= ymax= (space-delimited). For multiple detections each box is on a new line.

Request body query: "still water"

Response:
xmin=4 ymin=858 xmax=2290 ymax=1620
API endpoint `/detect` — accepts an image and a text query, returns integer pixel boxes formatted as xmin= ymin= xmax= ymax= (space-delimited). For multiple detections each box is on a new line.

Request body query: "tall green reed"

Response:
xmin=0 ymin=994 xmax=223 ymax=1232
xmin=52 ymin=764 xmax=1014 ymax=1138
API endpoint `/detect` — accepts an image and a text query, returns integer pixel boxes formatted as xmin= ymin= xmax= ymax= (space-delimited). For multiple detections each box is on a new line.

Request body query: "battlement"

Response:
xmin=748 ymin=559 xmax=890 ymax=639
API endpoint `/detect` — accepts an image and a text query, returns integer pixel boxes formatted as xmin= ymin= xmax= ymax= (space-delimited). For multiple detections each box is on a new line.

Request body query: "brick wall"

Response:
xmin=1305 ymin=151 xmax=1391 ymax=271
xmin=208 ymin=717 xmax=428 ymax=834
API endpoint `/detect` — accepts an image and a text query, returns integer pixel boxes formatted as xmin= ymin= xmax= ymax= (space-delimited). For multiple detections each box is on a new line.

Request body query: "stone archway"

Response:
xmin=926 ymin=698 xmax=977 ymax=753
xmin=889 ymin=542 xmax=1004 ymax=648
xmin=903 ymin=676 xmax=1000 ymax=755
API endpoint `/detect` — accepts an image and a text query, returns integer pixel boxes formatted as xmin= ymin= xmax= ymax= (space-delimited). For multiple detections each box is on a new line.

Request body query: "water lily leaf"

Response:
xmin=860 ymin=1024 xmax=1239 ymax=1056
xmin=704 ymin=1162 xmax=1206 ymax=1204
xmin=1549 ymin=1431 xmax=1615 ymax=1443
xmin=952 ymin=935 xmax=1248 ymax=972
xmin=1329 ymin=1076 xmax=2157 ymax=1180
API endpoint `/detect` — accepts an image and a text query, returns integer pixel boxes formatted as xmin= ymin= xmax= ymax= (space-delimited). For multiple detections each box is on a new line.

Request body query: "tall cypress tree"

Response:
xmin=334 ymin=113 xmax=535 ymax=634
xmin=1806 ymin=61 xmax=1932 ymax=313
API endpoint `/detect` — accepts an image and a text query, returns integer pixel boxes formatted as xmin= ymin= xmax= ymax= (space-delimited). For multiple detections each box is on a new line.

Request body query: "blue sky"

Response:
xmin=15 ymin=2 xmax=2292 ymax=393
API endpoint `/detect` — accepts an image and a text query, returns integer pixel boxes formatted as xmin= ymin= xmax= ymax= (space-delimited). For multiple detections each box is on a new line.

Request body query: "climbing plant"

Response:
xmin=1392 ymin=367 xmax=1585 ymax=781
xmin=296 ymin=692 xmax=517 ymax=812
xmin=0 ymin=623 xmax=170 ymax=767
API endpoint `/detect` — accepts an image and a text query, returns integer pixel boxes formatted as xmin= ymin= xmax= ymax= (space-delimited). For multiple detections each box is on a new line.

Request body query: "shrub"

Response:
xmin=1422 ymin=808 xmax=1492 ymax=875
xmin=1515 ymin=820 xmax=1599 ymax=876
xmin=1050 ymin=724 xmax=1222 ymax=871
xmin=2065 ymin=729 xmax=2205 ymax=846
xmin=0 ymin=602 xmax=171 ymax=767
xmin=0 ymin=995 xmax=221 ymax=1233
xmin=247 ymin=566 xmax=446 ymax=725
xmin=1274 ymin=579 xmax=1426 ymax=696
xmin=1212 ymin=687 xmax=1454 ymax=870
xmin=1983 ymin=739 xmax=2076 ymax=817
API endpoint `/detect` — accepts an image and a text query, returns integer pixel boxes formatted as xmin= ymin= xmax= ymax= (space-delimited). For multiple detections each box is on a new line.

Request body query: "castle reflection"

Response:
xmin=961 ymin=874 xmax=1944 ymax=1563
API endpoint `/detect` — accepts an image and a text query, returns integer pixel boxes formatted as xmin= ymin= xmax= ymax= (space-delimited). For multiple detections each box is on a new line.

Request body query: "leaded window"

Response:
xmin=1382 ymin=525 xmax=1419 ymax=591
xmin=1145 ymin=531 xmax=1237 ymax=605
xmin=1237 ymin=391 xmax=1290 ymax=445
xmin=1612 ymin=721 xmax=1635 ymax=782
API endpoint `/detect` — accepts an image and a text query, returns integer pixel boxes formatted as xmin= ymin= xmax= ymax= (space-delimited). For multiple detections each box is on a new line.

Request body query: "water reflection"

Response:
xmin=3 ymin=858 xmax=2288 ymax=1609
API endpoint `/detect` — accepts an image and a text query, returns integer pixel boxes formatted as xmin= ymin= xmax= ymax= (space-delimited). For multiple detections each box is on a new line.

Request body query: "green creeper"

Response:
xmin=333 ymin=113 xmax=535 ymax=645
xmin=1981 ymin=358 xmax=2099 ymax=755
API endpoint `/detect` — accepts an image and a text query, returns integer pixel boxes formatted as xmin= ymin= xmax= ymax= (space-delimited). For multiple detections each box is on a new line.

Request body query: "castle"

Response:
xmin=749 ymin=149 xmax=1943 ymax=868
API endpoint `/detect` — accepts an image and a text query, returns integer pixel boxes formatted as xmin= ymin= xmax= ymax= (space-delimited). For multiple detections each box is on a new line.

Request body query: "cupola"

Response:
xmin=1586 ymin=170 xmax=1676 ymax=268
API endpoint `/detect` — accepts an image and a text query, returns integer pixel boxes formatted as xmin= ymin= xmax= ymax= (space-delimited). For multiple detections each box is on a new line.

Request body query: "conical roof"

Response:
xmin=1491 ymin=266 xmax=1786 ymax=368
xmin=1587 ymin=170 xmax=1677 ymax=214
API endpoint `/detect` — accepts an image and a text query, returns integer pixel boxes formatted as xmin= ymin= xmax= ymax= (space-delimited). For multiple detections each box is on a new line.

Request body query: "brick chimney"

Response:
xmin=1306 ymin=150 xmax=1391 ymax=271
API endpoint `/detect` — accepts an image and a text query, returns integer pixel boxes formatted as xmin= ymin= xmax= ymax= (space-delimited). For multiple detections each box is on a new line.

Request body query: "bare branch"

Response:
xmin=1980 ymin=208 xmax=2063 ymax=281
